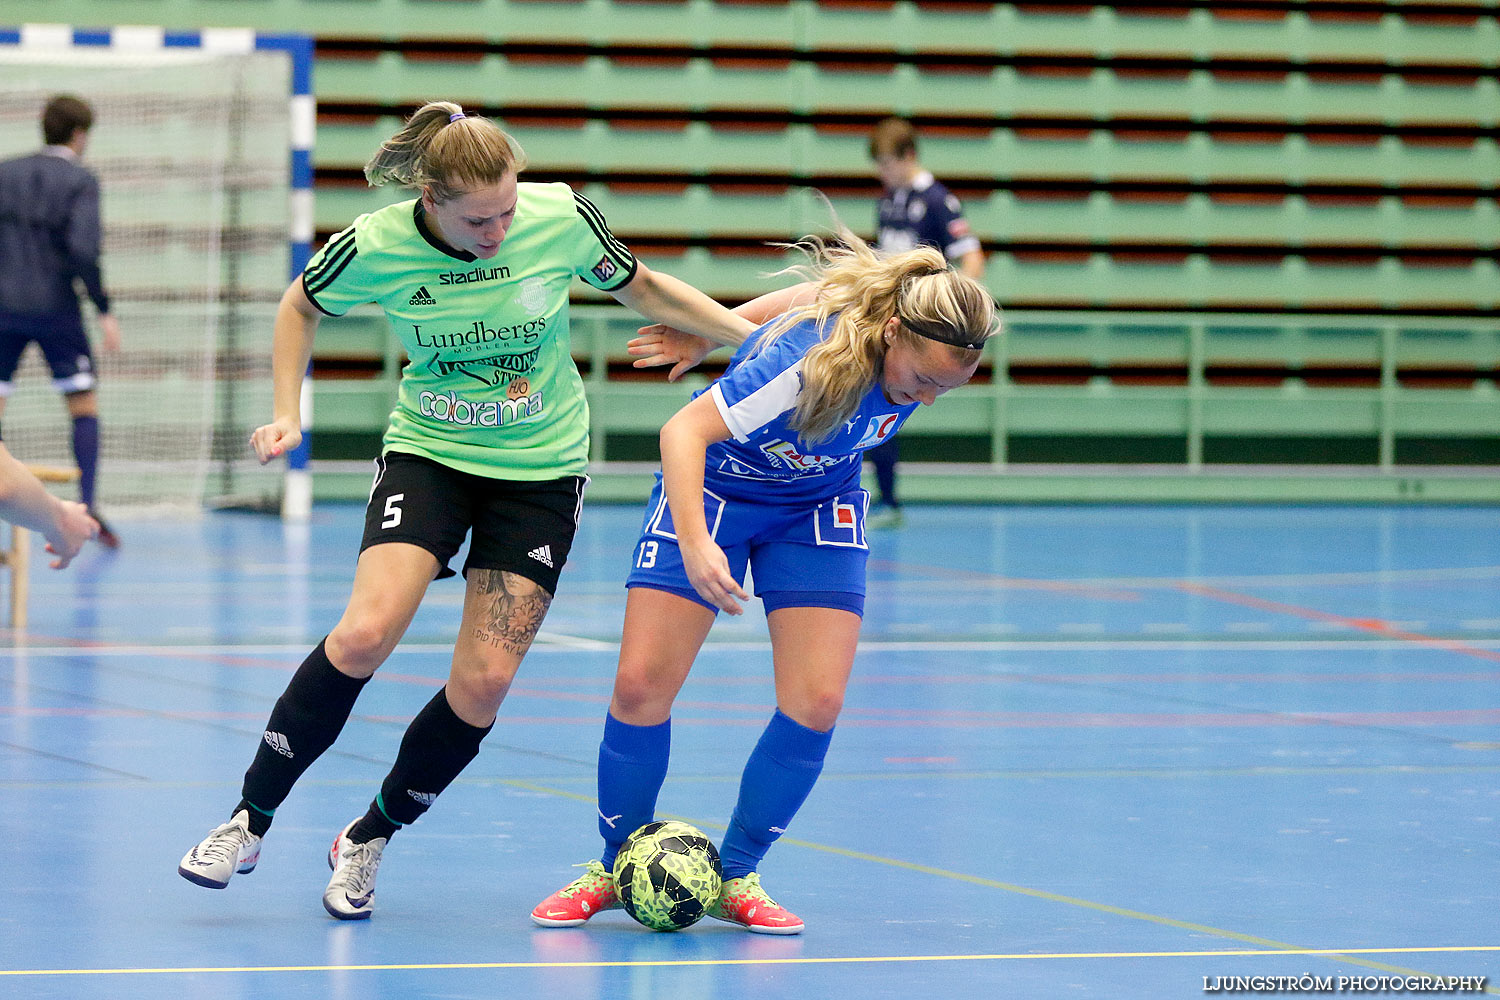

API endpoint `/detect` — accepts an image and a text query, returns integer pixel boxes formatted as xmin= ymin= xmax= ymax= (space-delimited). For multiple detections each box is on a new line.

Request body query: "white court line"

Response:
xmin=3 ymin=638 xmax=1500 ymax=657
xmin=38 ymin=565 xmax=1500 ymax=597
xmin=3 ymin=944 xmax=1498 ymax=979
xmin=875 ymin=565 xmax=1500 ymax=589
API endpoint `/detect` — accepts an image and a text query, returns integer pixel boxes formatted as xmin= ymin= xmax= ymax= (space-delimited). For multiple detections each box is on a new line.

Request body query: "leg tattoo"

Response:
xmin=471 ymin=570 xmax=552 ymax=655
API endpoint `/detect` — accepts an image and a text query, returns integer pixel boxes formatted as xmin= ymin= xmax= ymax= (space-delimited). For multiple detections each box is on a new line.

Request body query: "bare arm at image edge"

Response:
xmin=0 ymin=444 xmax=98 ymax=568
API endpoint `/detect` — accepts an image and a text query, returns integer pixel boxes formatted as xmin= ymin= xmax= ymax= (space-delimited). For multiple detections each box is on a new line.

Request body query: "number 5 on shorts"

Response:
xmin=382 ymin=492 xmax=405 ymax=529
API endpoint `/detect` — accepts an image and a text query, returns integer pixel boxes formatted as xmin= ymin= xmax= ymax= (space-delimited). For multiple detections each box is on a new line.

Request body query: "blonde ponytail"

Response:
xmin=758 ymin=223 xmax=998 ymax=443
xmin=364 ymin=101 xmax=528 ymax=202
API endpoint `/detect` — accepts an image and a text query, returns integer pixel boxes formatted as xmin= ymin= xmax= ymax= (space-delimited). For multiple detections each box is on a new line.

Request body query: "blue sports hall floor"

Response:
xmin=1 ymin=500 xmax=1497 ymax=999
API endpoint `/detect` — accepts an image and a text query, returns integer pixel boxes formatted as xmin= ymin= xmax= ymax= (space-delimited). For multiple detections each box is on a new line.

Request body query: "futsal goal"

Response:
xmin=0 ymin=26 xmax=313 ymax=516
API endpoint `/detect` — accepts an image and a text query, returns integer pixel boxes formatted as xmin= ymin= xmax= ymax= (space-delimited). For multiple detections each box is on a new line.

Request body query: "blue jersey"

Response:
xmin=875 ymin=170 xmax=981 ymax=262
xmin=699 ymin=316 xmax=918 ymax=505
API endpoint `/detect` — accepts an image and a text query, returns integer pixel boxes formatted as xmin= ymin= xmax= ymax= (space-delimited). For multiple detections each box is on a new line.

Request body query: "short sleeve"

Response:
xmin=569 ymin=191 xmax=638 ymax=292
xmin=300 ymin=223 xmax=374 ymax=317
xmin=930 ymin=191 xmax=981 ymax=260
xmin=708 ymin=329 xmax=810 ymax=442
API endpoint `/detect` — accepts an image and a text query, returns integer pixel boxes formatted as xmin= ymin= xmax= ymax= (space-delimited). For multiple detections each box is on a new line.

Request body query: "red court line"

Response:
xmin=256 ymin=709 xmax=1500 ymax=729
xmin=866 ymin=559 xmax=1142 ymax=601
xmin=9 ymin=707 xmax=1490 ymax=729
xmin=0 ymin=707 xmax=322 ymax=722
xmin=478 ymin=708 xmax=1500 ymax=729
xmin=830 ymin=706 xmax=1500 ymax=727
xmin=377 ymin=671 xmax=444 ymax=688
xmin=1176 ymin=582 xmax=1500 ymax=664
xmin=0 ymin=707 xmax=158 ymax=718
xmin=852 ymin=671 xmax=1500 ymax=685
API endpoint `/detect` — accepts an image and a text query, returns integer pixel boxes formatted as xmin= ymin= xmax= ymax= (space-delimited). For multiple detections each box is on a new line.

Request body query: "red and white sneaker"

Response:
xmin=708 ymin=873 xmax=804 ymax=935
xmin=531 ymin=860 xmax=621 ymax=927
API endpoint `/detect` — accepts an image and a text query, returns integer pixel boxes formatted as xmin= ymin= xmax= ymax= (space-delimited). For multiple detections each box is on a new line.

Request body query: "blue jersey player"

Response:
xmin=533 ymin=228 xmax=999 ymax=933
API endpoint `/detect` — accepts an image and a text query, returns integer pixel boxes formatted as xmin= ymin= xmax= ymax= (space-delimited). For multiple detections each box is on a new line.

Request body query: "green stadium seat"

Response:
xmin=84 ymin=0 xmax=1492 ymax=484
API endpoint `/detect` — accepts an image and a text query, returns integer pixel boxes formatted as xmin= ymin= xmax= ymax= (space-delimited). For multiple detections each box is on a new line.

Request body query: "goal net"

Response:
xmin=0 ymin=41 xmax=292 ymax=514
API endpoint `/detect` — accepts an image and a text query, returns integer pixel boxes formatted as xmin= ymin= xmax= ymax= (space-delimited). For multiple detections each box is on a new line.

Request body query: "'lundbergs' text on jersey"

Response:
xmin=300 ymin=183 xmax=636 ymax=479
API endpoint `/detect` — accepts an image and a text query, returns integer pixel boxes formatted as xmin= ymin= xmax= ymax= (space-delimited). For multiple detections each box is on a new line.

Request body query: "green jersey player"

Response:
xmin=299 ymin=177 xmax=638 ymax=480
xmin=179 ymin=101 xmax=755 ymax=920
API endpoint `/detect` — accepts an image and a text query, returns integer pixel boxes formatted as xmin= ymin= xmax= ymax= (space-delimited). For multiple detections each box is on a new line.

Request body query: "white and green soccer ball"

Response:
xmin=612 ymin=820 xmax=723 ymax=931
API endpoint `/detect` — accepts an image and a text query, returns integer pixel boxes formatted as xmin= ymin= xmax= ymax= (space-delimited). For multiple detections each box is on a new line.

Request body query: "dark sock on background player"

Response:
xmin=869 ymin=435 xmax=899 ymax=510
xmin=70 ymin=413 xmax=98 ymax=507
xmin=69 ymin=412 xmax=119 ymax=546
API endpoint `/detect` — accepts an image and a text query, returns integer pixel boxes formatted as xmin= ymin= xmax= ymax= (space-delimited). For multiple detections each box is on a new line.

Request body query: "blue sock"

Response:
xmin=597 ymin=713 xmax=670 ymax=870
xmin=719 ymin=710 xmax=833 ymax=880
xmin=71 ymin=414 xmax=99 ymax=509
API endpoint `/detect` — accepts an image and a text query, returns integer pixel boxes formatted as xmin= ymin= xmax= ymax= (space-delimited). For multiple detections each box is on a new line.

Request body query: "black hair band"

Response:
xmin=898 ymin=313 xmax=988 ymax=351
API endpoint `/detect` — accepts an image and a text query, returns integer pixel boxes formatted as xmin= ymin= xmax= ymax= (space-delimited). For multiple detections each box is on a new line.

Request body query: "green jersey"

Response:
xmin=300 ymin=182 xmax=637 ymax=479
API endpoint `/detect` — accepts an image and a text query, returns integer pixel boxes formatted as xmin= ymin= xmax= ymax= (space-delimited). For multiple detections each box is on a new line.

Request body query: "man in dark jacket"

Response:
xmin=0 ymin=95 xmax=121 ymax=547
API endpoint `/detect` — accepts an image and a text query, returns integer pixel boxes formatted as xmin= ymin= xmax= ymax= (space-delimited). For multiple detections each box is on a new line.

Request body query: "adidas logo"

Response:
xmin=407 ymin=285 xmax=436 ymax=306
xmin=406 ymin=789 xmax=437 ymax=807
xmin=263 ymin=731 xmax=293 ymax=758
xmin=527 ymin=544 xmax=554 ymax=568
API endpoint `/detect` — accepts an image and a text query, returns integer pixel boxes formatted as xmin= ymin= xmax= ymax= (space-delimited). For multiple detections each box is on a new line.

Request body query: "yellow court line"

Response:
xmin=3 ymin=945 xmax=1499 ymax=978
xmin=535 ymin=763 xmax=1500 ymax=786
xmin=9 ymin=759 xmax=1500 ymax=795
xmin=501 ymin=779 xmax=1499 ymax=987
xmin=6 ymin=760 xmax=1500 ymax=794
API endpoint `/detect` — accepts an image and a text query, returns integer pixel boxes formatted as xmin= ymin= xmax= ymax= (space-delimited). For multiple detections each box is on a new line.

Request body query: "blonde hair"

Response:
xmin=760 ymin=225 xmax=999 ymax=443
xmin=363 ymin=101 xmax=528 ymax=203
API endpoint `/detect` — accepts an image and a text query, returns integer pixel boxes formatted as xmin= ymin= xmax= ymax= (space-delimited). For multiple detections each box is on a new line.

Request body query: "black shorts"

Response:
xmin=360 ymin=450 xmax=587 ymax=594
xmin=0 ymin=311 xmax=96 ymax=393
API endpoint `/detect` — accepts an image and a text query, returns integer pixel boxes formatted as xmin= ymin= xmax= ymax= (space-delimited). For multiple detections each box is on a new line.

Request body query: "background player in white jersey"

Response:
xmin=179 ymin=101 xmax=756 ymax=919
xmin=866 ymin=116 xmax=987 ymax=529
xmin=532 ymin=229 xmax=998 ymax=933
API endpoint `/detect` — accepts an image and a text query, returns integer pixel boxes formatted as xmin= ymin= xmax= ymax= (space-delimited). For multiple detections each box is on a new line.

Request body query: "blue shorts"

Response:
xmin=624 ymin=476 xmax=870 ymax=616
xmin=0 ymin=311 xmax=96 ymax=394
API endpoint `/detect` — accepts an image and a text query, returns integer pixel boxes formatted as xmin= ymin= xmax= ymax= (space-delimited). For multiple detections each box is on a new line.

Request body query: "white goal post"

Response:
xmin=0 ymin=25 xmax=314 ymax=518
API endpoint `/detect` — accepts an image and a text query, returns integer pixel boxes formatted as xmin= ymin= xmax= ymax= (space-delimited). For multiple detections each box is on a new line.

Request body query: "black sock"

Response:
xmin=347 ymin=688 xmax=491 ymax=844
xmin=348 ymin=801 xmax=400 ymax=845
xmin=239 ymin=638 xmax=370 ymax=828
xmin=234 ymin=799 xmax=275 ymax=838
xmin=71 ymin=414 xmax=99 ymax=509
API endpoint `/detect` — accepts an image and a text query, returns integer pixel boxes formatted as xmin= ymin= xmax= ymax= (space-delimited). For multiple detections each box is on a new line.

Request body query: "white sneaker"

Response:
xmin=178 ymin=810 xmax=262 ymax=889
xmin=323 ymin=819 xmax=385 ymax=920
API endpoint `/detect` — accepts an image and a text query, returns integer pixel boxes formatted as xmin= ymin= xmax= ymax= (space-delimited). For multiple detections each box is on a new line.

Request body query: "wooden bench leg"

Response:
xmin=8 ymin=524 xmax=26 ymax=630
xmin=5 ymin=466 xmax=78 ymax=630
